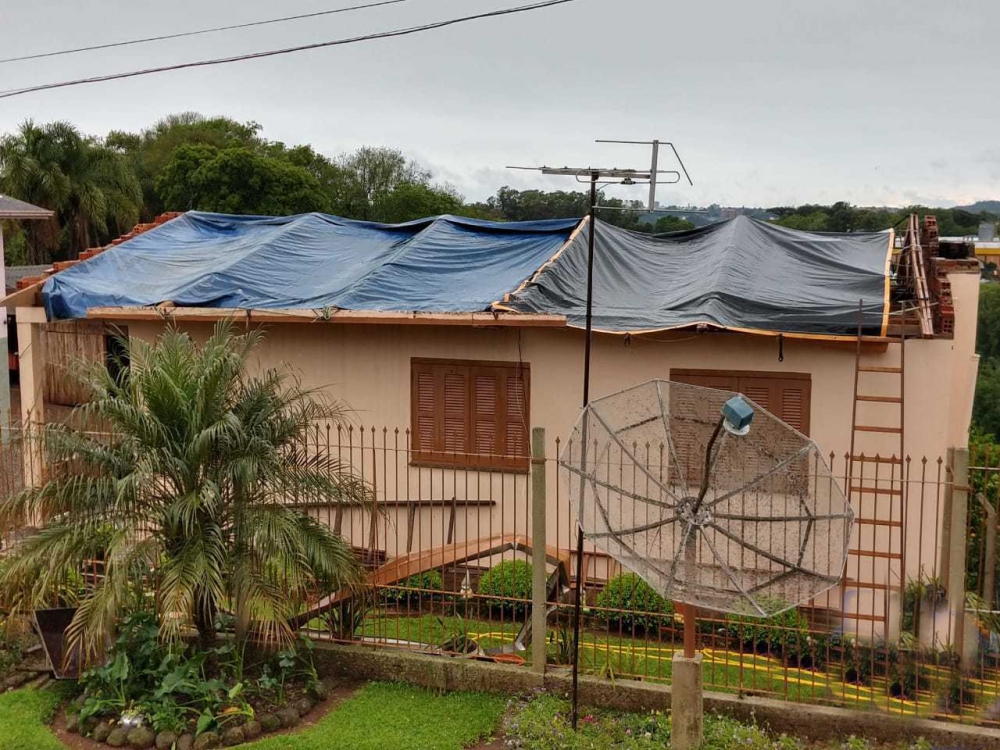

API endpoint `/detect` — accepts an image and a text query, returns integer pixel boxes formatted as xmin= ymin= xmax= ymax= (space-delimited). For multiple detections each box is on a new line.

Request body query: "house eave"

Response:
xmin=84 ymin=306 xmax=569 ymax=328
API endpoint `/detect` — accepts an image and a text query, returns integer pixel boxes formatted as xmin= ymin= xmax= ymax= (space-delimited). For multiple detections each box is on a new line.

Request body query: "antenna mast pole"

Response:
xmin=570 ymin=170 xmax=598 ymax=729
xmin=507 ymin=140 xmax=692 ymax=731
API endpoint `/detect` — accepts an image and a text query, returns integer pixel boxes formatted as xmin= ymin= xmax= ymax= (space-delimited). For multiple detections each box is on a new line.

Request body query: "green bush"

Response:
xmin=478 ymin=560 xmax=532 ymax=615
xmin=383 ymin=571 xmax=445 ymax=606
xmin=725 ymin=598 xmax=826 ymax=668
xmin=595 ymin=573 xmax=674 ymax=632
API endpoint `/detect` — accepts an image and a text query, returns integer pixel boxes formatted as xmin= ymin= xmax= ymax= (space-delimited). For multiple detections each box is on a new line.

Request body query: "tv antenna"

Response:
xmin=507 ymin=138 xmax=693 ymax=731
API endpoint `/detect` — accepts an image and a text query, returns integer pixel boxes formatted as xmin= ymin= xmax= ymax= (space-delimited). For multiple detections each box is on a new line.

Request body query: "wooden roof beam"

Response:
xmin=85 ymin=306 xmax=568 ymax=328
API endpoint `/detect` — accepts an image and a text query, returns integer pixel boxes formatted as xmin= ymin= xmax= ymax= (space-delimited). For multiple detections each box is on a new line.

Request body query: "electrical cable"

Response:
xmin=0 ymin=0 xmax=580 ymax=100
xmin=0 ymin=0 xmax=412 ymax=65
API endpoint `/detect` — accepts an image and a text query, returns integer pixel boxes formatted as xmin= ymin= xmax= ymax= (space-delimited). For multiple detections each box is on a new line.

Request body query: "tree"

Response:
xmin=107 ymin=113 xmax=264 ymax=218
xmin=373 ymin=182 xmax=463 ymax=223
xmin=973 ymin=285 xmax=1000 ymax=438
xmin=977 ymin=284 xmax=1000 ymax=361
xmin=333 ymin=146 xmax=431 ymax=220
xmin=650 ymin=215 xmax=695 ymax=233
xmin=0 ymin=120 xmax=142 ymax=261
xmin=156 ymin=144 xmax=330 ymax=215
xmin=483 ymin=186 xmax=645 ymax=230
xmin=0 ymin=324 xmax=367 ymax=657
xmin=973 ymin=361 xmax=1000 ymax=440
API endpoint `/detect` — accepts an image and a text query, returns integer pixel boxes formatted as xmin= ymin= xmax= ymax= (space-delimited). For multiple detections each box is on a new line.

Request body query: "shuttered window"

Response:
xmin=411 ymin=359 xmax=530 ymax=471
xmin=668 ymin=369 xmax=812 ymax=489
xmin=669 ymin=369 xmax=811 ymax=434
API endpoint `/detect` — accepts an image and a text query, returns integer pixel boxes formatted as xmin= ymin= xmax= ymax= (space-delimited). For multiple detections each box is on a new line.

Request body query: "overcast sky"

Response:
xmin=1 ymin=0 xmax=997 ymax=208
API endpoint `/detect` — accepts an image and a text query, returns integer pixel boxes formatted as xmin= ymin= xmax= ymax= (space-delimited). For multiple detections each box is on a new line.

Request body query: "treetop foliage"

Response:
xmin=2 ymin=113 xmax=998 ymax=266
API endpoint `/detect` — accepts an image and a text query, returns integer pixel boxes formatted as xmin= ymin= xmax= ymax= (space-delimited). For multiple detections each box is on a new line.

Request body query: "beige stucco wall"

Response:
xmin=123 ymin=271 xmax=979 ymax=631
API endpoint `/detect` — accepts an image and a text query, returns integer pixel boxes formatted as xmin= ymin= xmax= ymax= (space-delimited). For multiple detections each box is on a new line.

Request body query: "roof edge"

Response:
xmin=85 ymin=307 xmax=568 ymax=328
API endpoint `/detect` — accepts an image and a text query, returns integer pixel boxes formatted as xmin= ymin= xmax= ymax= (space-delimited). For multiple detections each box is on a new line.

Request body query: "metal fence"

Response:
xmin=3 ymin=420 xmax=1000 ymax=725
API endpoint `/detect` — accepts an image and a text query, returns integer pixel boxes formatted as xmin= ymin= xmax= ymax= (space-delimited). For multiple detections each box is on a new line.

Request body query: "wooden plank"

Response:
xmin=290 ymin=533 xmax=572 ymax=627
xmin=855 ymin=395 xmax=902 ymax=403
xmin=839 ymin=611 xmax=888 ymax=622
xmin=848 ymin=549 xmax=901 ymax=559
xmin=844 ymin=579 xmax=903 ymax=591
xmin=853 ymin=518 xmax=903 ymax=528
xmin=858 ymin=366 xmax=903 ymax=374
xmin=851 ymin=455 xmax=903 ymax=464
xmin=849 ymin=485 xmax=903 ymax=496
xmin=855 ymin=425 xmax=903 ymax=434
xmin=87 ymin=306 xmax=568 ymax=328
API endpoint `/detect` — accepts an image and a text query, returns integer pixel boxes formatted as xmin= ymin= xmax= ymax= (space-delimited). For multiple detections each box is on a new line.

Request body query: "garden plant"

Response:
xmin=0 ymin=324 xmax=369 ymax=744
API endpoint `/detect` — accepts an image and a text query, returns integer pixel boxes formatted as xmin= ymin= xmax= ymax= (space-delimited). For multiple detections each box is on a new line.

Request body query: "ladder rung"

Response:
xmin=855 ymin=425 xmax=902 ymax=434
xmin=845 ymin=579 xmax=903 ymax=591
xmin=851 ymin=455 xmax=903 ymax=464
xmin=858 ymin=366 xmax=902 ymax=374
xmin=854 ymin=517 xmax=903 ymax=527
xmin=850 ymin=486 xmax=903 ymax=496
xmin=848 ymin=549 xmax=901 ymax=559
xmin=856 ymin=395 xmax=902 ymax=403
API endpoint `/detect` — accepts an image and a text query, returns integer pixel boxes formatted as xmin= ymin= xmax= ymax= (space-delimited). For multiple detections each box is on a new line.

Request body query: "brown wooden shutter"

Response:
xmin=443 ymin=369 xmax=470 ymax=456
xmin=777 ymin=381 xmax=809 ymax=434
xmin=503 ymin=369 xmax=529 ymax=464
xmin=669 ymin=369 xmax=812 ymax=486
xmin=741 ymin=382 xmax=772 ymax=411
xmin=412 ymin=361 xmax=439 ymax=457
xmin=411 ymin=359 xmax=530 ymax=471
xmin=471 ymin=368 xmax=501 ymax=459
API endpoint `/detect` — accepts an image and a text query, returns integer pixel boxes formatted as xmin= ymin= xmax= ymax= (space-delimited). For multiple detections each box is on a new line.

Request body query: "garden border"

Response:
xmin=313 ymin=642 xmax=1000 ymax=749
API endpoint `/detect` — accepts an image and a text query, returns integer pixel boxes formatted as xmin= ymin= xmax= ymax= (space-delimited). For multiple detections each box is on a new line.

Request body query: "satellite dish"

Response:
xmin=560 ymin=379 xmax=853 ymax=617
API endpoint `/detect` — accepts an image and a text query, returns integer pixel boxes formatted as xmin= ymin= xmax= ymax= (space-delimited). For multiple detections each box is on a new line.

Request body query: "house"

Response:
xmin=0 ymin=210 xmax=981 ymax=638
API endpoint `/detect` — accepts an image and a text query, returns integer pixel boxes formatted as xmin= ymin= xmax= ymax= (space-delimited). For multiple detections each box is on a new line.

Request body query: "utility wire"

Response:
xmin=0 ymin=0 xmax=411 ymax=65
xmin=0 ymin=0 xmax=579 ymax=100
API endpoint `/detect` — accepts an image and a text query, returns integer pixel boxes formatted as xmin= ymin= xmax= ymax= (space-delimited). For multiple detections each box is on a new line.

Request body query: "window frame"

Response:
xmin=410 ymin=357 xmax=531 ymax=472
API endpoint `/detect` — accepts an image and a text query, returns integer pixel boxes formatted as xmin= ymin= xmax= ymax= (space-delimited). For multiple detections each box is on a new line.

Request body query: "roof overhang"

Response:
xmin=0 ymin=196 xmax=54 ymax=220
xmin=85 ymin=306 xmax=567 ymax=328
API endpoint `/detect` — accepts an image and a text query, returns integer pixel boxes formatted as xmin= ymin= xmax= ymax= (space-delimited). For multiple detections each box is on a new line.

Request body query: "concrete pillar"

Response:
xmin=671 ymin=652 xmax=703 ymax=750
xmin=946 ymin=447 xmax=969 ymax=664
xmin=0 ymin=226 xmax=8 ymax=440
xmin=531 ymin=427 xmax=547 ymax=675
xmin=15 ymin=307 xmax=46 ymax=487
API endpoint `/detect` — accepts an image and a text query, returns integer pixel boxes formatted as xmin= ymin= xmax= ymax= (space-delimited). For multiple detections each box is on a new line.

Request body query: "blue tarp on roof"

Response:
xmin=41 ymin=212 xmax=580 ymax=320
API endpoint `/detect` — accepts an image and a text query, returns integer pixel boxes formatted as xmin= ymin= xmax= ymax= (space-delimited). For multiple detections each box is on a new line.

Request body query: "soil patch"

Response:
xmin=50 ymin=679 xmax=363 ymax=749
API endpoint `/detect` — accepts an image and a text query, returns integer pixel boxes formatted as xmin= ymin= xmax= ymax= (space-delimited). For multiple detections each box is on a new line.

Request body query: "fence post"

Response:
xmin=16 ymin=310 xmax=46 ymax=490
xmin=531 ymin=427 xmax=547 ymax=676
xmin=946 ymin=447 xmax=969 ymax=664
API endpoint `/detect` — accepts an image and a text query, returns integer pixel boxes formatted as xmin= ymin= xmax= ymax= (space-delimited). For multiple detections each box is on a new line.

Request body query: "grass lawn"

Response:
xmin=239 ymin=681 xmax=507 ymax=749
xmin=360 ymin=613 xmax=834 ymax=703
xmin=0 ymin=687 xmax=67 ymax=750
xmin=359 ymin=612 xmax=1000 ymax=718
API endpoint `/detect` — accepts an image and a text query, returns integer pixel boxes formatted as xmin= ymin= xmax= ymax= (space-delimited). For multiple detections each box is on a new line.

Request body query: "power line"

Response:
xmin=0 ymin=0 xmax=412 ymax=66
xmin=0 ymin=0 xmax=579 ymax=100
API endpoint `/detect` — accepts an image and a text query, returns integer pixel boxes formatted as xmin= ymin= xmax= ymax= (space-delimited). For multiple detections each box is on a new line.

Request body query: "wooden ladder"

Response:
xmin=842 ymin=303 xmax=907 ymax=638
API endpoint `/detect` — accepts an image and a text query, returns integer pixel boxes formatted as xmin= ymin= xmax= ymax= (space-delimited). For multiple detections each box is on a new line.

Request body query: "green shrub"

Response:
xmin=939 ymin=671 xmax=978 ymax=714
xmin=383 ymin=571 xmax=445 ymax=606
xmin=725 ymin=598 xmax=826 ymax=668
xmin=837 ymin=637 xmax=876 ymax=686
xmin=595 ymin=573 xmax=674 ymax=632
xmin=478 ymin=560 xmax=532 ymax=615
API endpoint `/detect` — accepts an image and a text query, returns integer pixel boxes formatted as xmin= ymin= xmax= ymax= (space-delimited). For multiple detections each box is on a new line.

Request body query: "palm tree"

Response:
xmin=0 ymin=120 xmax=142 ymax=262
xmin=0 ymin=323 xmax=367 ymax=659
